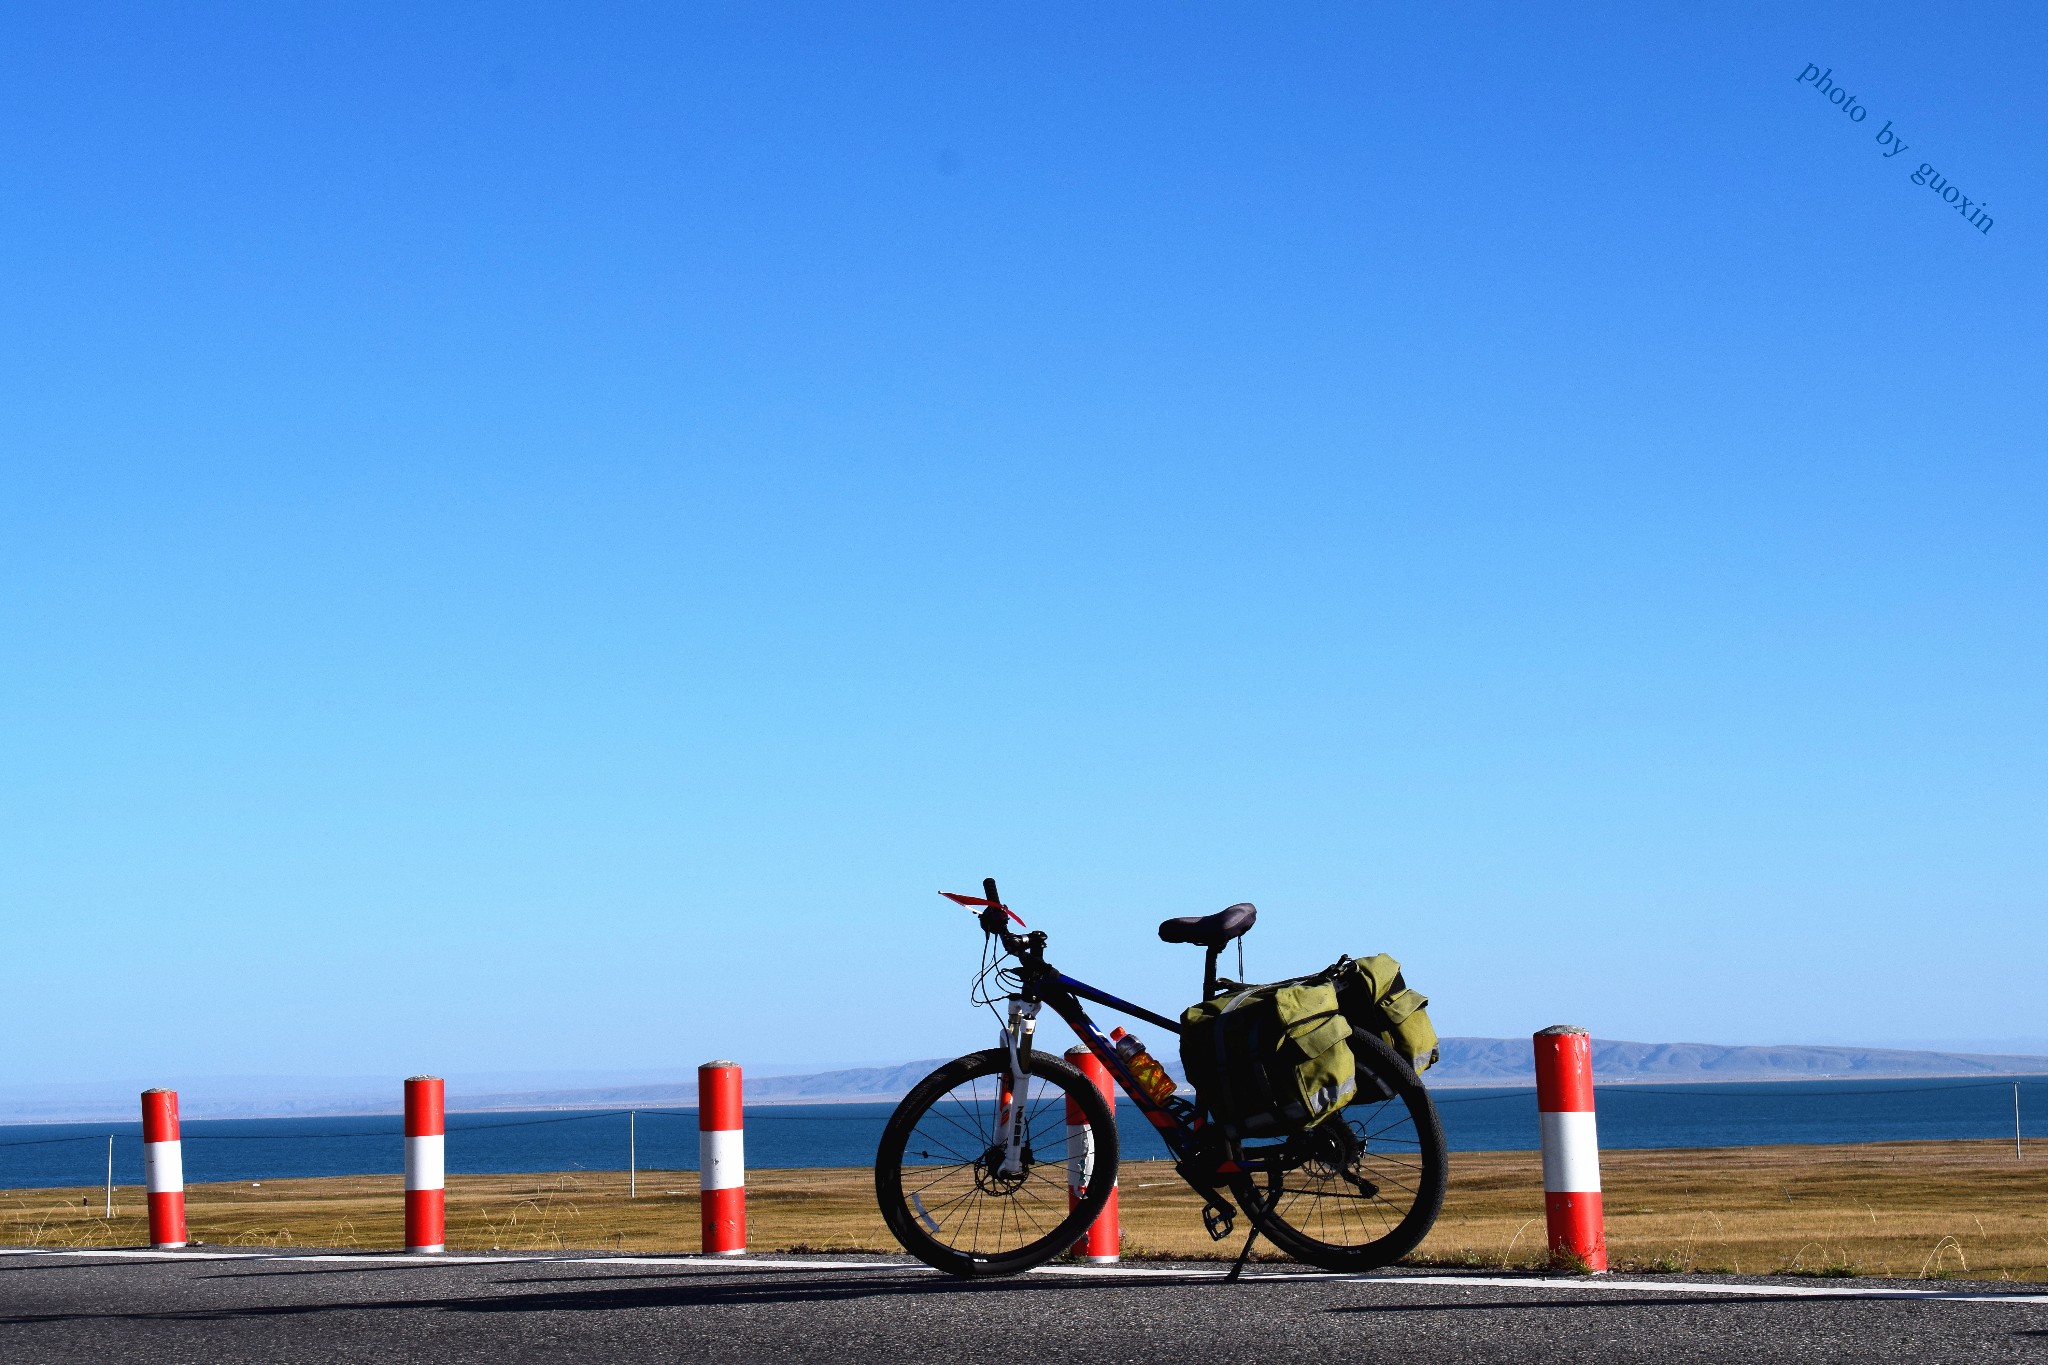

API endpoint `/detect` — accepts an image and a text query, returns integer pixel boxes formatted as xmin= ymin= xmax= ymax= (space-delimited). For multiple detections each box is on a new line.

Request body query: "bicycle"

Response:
xmin=874 ymin=878 xmax=1448 ymax=1278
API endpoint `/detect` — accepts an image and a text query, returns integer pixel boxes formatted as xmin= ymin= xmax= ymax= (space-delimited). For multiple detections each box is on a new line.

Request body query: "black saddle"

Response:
xmin=1157 ymin=902 xmax=1257 ymax=949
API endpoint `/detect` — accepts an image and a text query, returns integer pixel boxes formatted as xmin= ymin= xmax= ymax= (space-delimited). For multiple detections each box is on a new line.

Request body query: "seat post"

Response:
xmin=1203 ymin=944 xmax=1222 ymax=999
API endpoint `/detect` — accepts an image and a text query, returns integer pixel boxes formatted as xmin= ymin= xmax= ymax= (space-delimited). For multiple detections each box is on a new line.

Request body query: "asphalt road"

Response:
xmin=4 ymin=1248 xmax=2045 ymax=1364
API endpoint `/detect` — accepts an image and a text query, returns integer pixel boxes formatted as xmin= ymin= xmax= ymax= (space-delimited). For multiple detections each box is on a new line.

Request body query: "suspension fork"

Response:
xmin=995 ymin=995 xmax=1040 ymax=1177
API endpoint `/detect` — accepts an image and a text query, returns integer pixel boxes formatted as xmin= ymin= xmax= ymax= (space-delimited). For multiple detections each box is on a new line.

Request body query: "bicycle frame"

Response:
xmin=972 ymin=902 xmax=1272 ymax=1189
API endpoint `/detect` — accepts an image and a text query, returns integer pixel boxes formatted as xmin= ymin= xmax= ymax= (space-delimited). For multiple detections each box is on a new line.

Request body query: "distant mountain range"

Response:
xmin=1427 ymin=1039 xmax=2048 ymax=1086
xmin=6 ymin=1040 xmax=2046 ymax=1124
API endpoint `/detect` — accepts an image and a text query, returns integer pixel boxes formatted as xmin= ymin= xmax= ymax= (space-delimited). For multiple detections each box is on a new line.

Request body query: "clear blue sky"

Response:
xmin=5 ymin=2 xmax=2043 ymax=1086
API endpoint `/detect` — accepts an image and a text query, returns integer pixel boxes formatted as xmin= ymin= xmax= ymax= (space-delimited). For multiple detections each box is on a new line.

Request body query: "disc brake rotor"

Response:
xmin=972 ymin=1145 xmax=1032 ymax=1195
xmin=1294 ymin=1120 xmax=1379 ymax=1198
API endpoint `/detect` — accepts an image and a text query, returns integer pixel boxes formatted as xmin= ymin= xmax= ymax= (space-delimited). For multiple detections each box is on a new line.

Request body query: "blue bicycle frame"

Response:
xmin=979 ymin=910 xmax=1272 ymax=1183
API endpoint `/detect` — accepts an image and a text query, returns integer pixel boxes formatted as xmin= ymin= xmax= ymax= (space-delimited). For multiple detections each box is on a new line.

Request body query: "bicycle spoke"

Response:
xmin=920 ymin=1102 xmax=991 ymax=1151
xmin=902 ymin=1161 xmax=980 ymax=1202
xmin=904 ymin=1120 xmax=981 ymax=1164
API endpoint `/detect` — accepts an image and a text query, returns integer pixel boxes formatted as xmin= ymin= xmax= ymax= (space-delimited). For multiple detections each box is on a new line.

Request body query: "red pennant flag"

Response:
xmin=938 ymin=891 xmax=1026 ymax=925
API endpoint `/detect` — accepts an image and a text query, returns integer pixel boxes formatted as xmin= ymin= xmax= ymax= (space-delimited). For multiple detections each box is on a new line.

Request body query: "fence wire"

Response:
xmin=5 ymin=1077 xmax=2041 ymax=1187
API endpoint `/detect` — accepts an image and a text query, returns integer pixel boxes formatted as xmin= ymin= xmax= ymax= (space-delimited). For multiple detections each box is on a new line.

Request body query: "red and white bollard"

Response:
xmin=699 ymin=1061 xmax=744 ymax=1255
xmin=404 ymin=1076 xmax=446 ymax=1254
xmin=140 ymin=1088 xmax=187 ymax=1249
xmin=1064 ymin=1047 xmax=1119 ymax=1263
xmin=1533 ymin=1025 xmax=1605 ymax=1271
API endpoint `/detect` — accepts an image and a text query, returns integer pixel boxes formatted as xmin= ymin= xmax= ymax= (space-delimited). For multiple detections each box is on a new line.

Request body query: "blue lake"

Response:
xmin=4 ymin=1075 xmax=2041 ymax=1190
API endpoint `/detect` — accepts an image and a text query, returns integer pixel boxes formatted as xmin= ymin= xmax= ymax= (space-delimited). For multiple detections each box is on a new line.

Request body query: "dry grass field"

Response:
xmin=7 ymin=1140 xmax=2044 ymax=1281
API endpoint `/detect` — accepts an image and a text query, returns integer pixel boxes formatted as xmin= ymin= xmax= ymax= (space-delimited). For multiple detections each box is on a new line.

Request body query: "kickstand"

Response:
xmin=1224 ymin=1220 xmax=1261 ymax=1283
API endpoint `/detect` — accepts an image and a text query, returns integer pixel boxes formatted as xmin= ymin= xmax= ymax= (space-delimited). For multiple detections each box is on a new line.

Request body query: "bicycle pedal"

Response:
xmin=1202 ymin=1201 xmax=1235 ymax=1241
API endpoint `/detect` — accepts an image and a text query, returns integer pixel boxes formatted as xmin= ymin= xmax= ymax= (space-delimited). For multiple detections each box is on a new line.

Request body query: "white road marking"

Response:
xmin=4 ymin=1247 xmax=2043 ymax=1305
xmin=1275 ymin=1271 xmax=2048 ymax=1305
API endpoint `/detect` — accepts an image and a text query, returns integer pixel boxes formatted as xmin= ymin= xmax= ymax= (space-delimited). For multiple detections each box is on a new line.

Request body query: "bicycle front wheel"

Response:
xmin=1232 ymin=1032 xmax=1448 ymax=1272
xmin=875 ymin=1047 xmax=1119 ymax=1278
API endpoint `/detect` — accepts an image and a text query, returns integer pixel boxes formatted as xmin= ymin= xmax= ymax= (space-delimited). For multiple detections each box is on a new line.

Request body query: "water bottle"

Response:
xmin=1110 ymin=1027 xmax=1180 ymax=1106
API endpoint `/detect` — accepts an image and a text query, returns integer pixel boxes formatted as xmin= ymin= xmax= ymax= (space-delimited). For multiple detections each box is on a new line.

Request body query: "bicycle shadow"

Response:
xmin=1 ymin=1264 xmax=1235 ymax=1327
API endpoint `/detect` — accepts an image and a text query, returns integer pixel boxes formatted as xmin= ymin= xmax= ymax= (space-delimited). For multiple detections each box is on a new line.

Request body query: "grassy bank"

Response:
xmin=7 ymin=1139 xmax=2044 ymax=1280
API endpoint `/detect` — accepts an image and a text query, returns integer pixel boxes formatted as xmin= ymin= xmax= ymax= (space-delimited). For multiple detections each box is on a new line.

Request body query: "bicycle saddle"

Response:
xmin=1157 ymin=902 xmax=1257 ymax=948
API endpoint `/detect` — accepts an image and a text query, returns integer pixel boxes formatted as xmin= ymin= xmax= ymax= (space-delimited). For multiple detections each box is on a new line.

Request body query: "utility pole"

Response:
xmin=105 ymin=1136 xmax=114 ymax=1218
xmin=629 ymin=1111 xmax=637 ymax=1198
xmin=2017 ymin=1083 xmax=2024 ymax=1160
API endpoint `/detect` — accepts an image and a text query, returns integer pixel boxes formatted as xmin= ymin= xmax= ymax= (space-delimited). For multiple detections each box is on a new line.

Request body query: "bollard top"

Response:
xmin=140 ymin=1088 xmax=182 ymax=1142
xmin=141 ymin=1087 xmax=176 ymax=1094
xmin=1533 ymin=1027 xmax=1596 ymax=1112
xmin=405 ymin=1075 xmax=443 ymax=1082
xmin=700 ymin=1059 xmax=738 ymax=1069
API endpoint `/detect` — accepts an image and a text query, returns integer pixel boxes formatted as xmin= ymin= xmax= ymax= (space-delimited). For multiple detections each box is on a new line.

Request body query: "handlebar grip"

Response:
xmin=983 ymin=877 xmax=1002 ymax=911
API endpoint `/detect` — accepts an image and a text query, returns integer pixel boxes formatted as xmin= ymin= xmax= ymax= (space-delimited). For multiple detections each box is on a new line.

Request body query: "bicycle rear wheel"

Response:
xmin=876 ymin=1047 xmax=1119 ymax=1278
xmin=1231 ymin=1032 xmax=1447 ymax=1271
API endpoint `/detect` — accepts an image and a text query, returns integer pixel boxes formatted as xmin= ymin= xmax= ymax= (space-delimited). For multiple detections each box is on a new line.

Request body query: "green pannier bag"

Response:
xmin=1179 ymin=980 xmax=1359 ymax=1137
xmin=1327 ymin=953 xmax=1439 ymax=1074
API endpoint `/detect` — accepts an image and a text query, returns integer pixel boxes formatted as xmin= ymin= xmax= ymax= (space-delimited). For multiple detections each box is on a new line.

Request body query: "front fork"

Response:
xmin=995 ymin=996 xmax=1039 ymax=1177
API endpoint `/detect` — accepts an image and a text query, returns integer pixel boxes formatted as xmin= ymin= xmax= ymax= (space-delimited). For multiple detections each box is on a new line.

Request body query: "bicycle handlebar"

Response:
xmin=939 ymin=879 xmax=1048 ymax=970
xmin=936 ymin=876 xmax=1046 ymax=967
